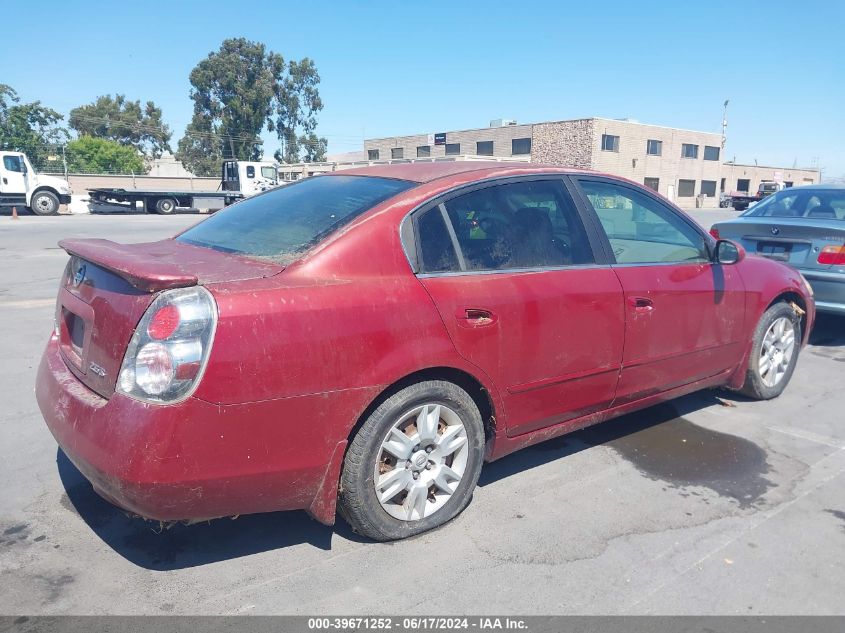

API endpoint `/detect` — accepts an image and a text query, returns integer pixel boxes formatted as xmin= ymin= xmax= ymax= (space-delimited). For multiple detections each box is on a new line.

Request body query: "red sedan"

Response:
xmin=37 ymin=162 xmax=815 ymax=540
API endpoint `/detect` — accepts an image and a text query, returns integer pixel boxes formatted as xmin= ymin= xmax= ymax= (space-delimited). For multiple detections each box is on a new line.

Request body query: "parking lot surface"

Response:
xmin=1 ymin=209 xmax=843 ymax=615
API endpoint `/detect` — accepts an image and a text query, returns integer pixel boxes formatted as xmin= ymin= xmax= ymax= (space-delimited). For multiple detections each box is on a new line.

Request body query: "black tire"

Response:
xmin=155 ymin=198 xmax=177 ymax=214
xmin=338 ymin=380 xmax=485 ymax=541
xmin=738 ymin=302 xmax=802 ymax=400
xmin=29 ymin=190 xmax=59 ymax=216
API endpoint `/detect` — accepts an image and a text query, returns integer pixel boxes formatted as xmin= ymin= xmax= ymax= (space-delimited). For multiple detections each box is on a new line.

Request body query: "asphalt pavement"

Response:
xmin=1 ymin=208 xmax=843 ymax=615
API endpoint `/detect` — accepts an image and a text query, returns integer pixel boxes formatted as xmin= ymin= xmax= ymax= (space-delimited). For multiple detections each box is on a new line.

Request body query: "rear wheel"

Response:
xmin=155 ymin=198 xmax=177 ymax=214
xmin=739 ymin=302 xmax=801 ymax=400
xmin=30 ymin=190 xmax=59 ymax=215
xmin=338 ymin=380 xmax=485 ymax=541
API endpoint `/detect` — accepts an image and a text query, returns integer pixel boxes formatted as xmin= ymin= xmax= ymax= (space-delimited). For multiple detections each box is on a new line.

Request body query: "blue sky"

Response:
xmin=3 ymin=0 xmax=843 ymax=178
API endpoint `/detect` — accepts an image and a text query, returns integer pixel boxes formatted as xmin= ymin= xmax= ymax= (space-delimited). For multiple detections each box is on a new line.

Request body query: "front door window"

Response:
xmin=579 ymin=180 xmax=708 ymax=264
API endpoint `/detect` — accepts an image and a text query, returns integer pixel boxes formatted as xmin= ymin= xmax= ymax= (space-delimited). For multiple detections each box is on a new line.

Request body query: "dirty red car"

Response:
xmin=37 ymin=162 xmax=815 ymax=540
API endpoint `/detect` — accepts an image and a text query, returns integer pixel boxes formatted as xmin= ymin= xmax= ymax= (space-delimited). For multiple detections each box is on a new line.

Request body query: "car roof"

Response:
xmin=324 ymin=161 xmax=587 ymax=184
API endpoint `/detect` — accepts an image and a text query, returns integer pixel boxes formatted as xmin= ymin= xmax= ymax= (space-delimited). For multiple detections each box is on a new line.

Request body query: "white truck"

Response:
xmin=0 ymin=151 xmax=73 ymax=215
xmin=86 ymin=160 xmax=279 ymax=214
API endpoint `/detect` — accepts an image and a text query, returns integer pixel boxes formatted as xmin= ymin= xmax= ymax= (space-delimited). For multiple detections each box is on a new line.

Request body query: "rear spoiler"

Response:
xmin=59 ymin=239 xmax=198 ymax=292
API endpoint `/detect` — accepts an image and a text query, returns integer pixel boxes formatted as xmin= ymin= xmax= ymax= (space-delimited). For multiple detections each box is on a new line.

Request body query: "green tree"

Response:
xmin=0 ymin=84 xmax=68 ymax=169
xmin=176 ymin=116 xmax=222 ymax=177
xmin=176 ymin=38 xmax=327 ymax=173
xmin=69 ymin=94 xmax=172 ymax=157
xmin=299 ymin=132 xmax=328 ymax=163
xmin=272 ymin=58 xmax=326 ymax=163
xmin=66 ymin=136 xmax=145 ymax=174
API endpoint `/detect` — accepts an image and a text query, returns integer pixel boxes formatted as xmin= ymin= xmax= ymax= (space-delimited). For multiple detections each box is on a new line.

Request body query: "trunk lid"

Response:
xmin=719 ymin=217 xmax=845 ymax=271
xmin=56 ymin=238 xmax=283 ymax=398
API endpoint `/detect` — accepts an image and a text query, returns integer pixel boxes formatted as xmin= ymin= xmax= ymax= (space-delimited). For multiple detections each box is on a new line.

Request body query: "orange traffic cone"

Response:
xmin=11 ymin=206 xmax=18 ymax=220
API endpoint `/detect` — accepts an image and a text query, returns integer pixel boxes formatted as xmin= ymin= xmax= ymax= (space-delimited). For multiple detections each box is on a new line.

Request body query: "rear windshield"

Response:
xmin=177 ymin=175 xmax=415 ymax=263
xmin=744 ymin=189 xmax=845 ymax=220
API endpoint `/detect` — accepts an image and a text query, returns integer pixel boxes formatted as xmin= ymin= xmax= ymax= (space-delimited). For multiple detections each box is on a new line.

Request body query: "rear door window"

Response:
xmin=415 ymin=179 xmax=595 ymax=273
xmin=177 ymin=175 xmax=415 ymax=263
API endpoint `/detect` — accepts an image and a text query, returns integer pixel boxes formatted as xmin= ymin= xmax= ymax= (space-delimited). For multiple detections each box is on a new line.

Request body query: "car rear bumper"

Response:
xmin=36 ymin=335 xmax=378 ymax=522
xmin=798 ymin=269 xmax=845 ymax=315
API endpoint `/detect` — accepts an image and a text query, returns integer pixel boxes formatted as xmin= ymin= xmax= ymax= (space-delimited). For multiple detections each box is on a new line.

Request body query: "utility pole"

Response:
xmin=721 ymin=99 xmax=729 ymax=149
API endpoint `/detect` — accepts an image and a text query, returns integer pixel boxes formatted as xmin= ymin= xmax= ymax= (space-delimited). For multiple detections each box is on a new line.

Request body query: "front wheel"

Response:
xmin=739 ymin=302 xmax=801 ymax=400
xmin=338 ymin=380 xmax=485 ymax=541
xmin=30 ymin=190 xmax=60 ymax=215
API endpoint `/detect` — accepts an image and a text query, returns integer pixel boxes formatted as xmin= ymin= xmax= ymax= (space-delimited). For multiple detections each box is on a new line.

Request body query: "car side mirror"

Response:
xmin=715 ymin=239 xmax=744 ymax=265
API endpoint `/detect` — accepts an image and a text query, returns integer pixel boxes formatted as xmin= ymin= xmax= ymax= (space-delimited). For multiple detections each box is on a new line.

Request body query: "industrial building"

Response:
xmin=361 ymin=117 xmax=820 ymax=208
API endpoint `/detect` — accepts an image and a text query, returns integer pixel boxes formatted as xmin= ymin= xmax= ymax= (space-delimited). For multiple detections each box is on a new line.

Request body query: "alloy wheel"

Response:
xmin=373 ymin=403 xmax=469 ymax=521
xmin=758 ymin=316 xmax=796 ymax=388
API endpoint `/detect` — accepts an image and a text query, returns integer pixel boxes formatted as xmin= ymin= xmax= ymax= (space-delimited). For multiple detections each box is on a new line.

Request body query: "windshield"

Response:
xmin=743 ymin=188 xmax=845 ymax=220
xmin=177 ymin=175 xmax=415 ymax=263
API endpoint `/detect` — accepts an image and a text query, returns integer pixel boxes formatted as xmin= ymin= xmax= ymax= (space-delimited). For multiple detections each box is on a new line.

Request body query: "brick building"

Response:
xmin=363 ymin=118 xmax=819 ymax=208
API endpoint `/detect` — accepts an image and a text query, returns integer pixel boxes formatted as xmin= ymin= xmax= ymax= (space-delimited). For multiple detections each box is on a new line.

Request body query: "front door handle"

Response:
xmin=628 ymin=296 xmax=654 ymax=313
xmin=456 ymin=308 xmax=497 ymax=327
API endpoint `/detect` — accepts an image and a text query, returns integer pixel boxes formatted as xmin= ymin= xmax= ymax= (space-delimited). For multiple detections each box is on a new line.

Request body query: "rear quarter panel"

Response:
xmin=193 ymin=191 xmax=504 ymax=419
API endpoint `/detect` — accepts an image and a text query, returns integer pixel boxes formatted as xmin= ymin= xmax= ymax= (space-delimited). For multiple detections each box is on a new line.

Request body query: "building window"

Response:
xmin=681 ymin=144 xmax=699 ymax=159
xmin=416 ymin=145 xmax=430 ymax=158
xmin=678 ymin=179 xmax=696 ymax=197
xmin=391 ymin=147 xmax=404 ymax=159
xmin=368 ymin=149 xmax=379 ymax=160
xmin=646 ymin=140 xmax=662 ymax=156
xmin=644 ymin=177 xmax=660 ymax=191
xmin=601 ymin=134 xmax=620 ymax=152
xmin=445 ymin=143 xmax=460 ymax=156
xmin=512 ymin=138 xmax=531 ymax=155
xmin=737 ymin=178 xmax=750 ymax=192
xmin=700 ymin=180 xmax=717 ymax=197
xmin=703 ymin=146 xmax=720 ymax=161
xmin=476 ymin=140 xmax=494 ymax=156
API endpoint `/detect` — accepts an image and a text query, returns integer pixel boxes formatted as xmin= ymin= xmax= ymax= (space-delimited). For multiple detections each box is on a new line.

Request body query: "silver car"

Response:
xmin=710 ymin=185 xmax=845 ymax=315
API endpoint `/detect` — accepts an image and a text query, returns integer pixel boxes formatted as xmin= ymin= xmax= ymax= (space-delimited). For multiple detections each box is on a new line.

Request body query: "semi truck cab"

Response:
xmin=0 ymin=151 xmax=72 ymax=215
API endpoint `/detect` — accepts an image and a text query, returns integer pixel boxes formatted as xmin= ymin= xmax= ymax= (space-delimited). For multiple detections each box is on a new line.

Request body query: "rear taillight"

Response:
xmin=117 ymin=286 xmax=217 ymax=404
xmin=709 ymin=227 xmax=720 ymax=239
xmin=817 ymin=245 xmax=845 ymax=265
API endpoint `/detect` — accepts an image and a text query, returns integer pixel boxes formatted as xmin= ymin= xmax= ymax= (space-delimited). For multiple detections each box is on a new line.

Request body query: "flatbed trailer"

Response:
xmin=87 ymin=188 xmax=243 ymax=214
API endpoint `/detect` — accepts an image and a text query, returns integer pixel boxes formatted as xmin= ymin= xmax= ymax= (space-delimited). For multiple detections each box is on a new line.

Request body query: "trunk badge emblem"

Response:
xmin=771 ymin=227 xmax=780 ymax=235
xmin=73 ymin=263 xmax=87 ymax=286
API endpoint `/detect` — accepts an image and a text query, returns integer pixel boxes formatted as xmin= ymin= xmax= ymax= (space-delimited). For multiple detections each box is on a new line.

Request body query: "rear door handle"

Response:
xmin=456 ymin=308 xmax=497 ymax=327
xmin=628 ymin=296 xmax=654 ymax=312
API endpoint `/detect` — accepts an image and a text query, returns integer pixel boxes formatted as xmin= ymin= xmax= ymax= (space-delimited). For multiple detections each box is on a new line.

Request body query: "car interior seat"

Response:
xmin=511 ymin=208 xmax=568 ymax=268
xmin=807 ymin=204 xmax=837 ymax=219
